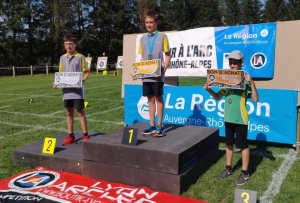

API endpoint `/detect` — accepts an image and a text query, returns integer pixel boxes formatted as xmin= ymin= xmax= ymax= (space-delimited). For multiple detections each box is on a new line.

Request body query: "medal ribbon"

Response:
xmin=146 ymin=31 xmax=158 ymax=54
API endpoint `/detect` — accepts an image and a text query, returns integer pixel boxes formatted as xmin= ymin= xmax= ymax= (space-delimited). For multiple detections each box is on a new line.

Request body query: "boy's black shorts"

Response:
xmin=225 ymin=122 xmax=248 ymax=149
xmin=143 ymin=82 xmax=164 ymax=97
xmin=64 ymin=99 xmax=84 ymax=109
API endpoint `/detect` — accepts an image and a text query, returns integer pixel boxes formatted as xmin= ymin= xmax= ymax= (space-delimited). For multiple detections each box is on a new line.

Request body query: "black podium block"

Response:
xmin=12 ymin=131 xmax=103 ymax=174
xmin=83 ymin=123 xmax=219 ymax=175
xmin=83 ymin=147 xmax=219 ymax=195
xmin=12 ymin=123 xmax=219 ymax=195
xmin=82 ymin=123 xmax=219 ymax=194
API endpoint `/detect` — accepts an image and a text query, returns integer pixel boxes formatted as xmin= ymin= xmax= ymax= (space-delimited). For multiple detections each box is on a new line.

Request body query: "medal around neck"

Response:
xmin=227 ymin=89 xmax=235 ymax=104
xmin=207 ymin=69 xmax=247 ymax=90
xmin=54 ymin=72 xmax=83 ymax=88
xmin=146 ymin=31 xmax=158 ymax=60
xmin=131 ymin=59 xmax=161 ymax=79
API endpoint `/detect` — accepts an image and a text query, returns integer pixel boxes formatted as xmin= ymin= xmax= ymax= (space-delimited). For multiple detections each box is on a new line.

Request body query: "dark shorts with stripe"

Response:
xmin=225 ymin=122 xmax=248 ymax=149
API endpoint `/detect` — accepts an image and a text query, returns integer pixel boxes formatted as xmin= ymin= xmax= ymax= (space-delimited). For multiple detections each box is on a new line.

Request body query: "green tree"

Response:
xmin=223 ymin=0 xmax=241 ymax=25
xmin=156 ymin=0 xmax=178 ymax=31
xmin=165 ymin=0 xmax=198 ymax=30
xmin=263 ymin=0 xmax=288 ymax=22
xmin=0 ymin=0 xmax=29 ymax=66
xmin=84 ymin=0 xmax=140 ymax=65
xmin=286 ymin=0 xmax=300 ymax=20
xmin=194 ymin=0 xmax=222 ymax=27
xmin=240 ymin=0 xmax=263 ymax=24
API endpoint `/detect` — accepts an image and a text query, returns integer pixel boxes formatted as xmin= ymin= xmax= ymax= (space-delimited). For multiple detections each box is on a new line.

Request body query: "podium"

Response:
xmin=13 ymin=123 xmax=219 ymax=195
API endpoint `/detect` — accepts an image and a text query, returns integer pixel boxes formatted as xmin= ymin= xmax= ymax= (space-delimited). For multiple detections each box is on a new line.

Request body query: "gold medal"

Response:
xmin=148 ymin=54 xmax=153 ymax=60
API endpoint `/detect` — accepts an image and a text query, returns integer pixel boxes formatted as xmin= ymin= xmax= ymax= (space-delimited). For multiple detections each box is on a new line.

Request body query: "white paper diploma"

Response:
xmin=54 ymin=72 xmax=83 ymax=88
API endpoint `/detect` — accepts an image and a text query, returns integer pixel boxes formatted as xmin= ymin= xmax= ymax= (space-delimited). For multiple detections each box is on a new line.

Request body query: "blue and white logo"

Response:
xmin=137 ymin=96 xmax=157 ymax=120
xmin=215 ymin=23 xmax=276 ymax=78
xmin=260 ymin=29 xmax=269 ymax=37
xmin=8 ymin=171 xmax=60 ymax=190
xmin=250 ymin=52 xmax=267 ymax=69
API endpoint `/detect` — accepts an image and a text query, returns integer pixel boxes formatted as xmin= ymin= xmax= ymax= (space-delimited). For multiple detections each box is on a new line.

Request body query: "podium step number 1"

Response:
xmin=121 ymin=127 xmax=138 ymax=146
xmin=42 ymin=138 xmax=57 ymax=154
xmin=234 ymin=188 xmax=257 ymax=203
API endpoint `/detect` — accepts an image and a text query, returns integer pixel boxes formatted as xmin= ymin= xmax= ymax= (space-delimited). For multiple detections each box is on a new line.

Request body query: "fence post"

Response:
xmin=13 ymin=66 xmax=15 ymax=77
xmin=30 ymin=65 xmax=33 ymax=76
xmin=46 ymin=65 xmax=49 ymax=75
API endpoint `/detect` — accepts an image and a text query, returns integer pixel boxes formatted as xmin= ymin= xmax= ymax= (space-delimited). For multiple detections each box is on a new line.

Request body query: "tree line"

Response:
xmin=0 ymin=0 xmax=299 ymax=67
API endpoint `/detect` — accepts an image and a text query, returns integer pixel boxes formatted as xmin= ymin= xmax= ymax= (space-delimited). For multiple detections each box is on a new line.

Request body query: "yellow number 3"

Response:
xmin=241 ymin=192 xmax=249 ymax=203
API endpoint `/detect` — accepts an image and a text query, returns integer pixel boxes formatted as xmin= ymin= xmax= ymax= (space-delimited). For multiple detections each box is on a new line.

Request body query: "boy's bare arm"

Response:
xmin=249 ymin=80 xmax=258 ymax=102
xmin=82 ymin=70 xmax=90 ymax=84
xmin=203 ymin=83 xmax=223 ymax=100
xmin=244 ymin=75 xmax=258 ymax=102
xmin=163 ymin=52 xmax=171 ymax=75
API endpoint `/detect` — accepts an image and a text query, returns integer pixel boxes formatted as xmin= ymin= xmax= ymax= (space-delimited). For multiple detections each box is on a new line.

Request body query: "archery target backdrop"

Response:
xmin=85 ymin=57 xmax=92 ymax=69
xmin=97 ymin=57 xmax=108 ymax=69
xmin=117 ymin=56 xmax=123 ymax=69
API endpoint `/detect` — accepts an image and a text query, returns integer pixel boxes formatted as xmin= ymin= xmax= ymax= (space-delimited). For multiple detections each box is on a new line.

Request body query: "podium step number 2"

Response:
xmin=121 ymin=127 xmax=138 ymax=146
xmin=42 ymin=138 xmax=57 ymax=154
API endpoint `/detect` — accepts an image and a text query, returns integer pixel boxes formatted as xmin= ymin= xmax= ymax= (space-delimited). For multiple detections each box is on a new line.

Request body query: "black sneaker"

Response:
xmin=142 ymin=125 xmax=156 ymax=135
xmin=219 ymin=168 xmax=233 ymax=180
xmin=235 ymin=172 xmax=249 ymax=185
xmin=154 ymin=125 xmax=165 ymax=137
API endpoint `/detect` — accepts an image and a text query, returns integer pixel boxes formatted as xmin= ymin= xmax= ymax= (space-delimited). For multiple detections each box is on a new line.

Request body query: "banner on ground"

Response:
xmin=0 ymin=167 xmax=206 ymax=203
xmin=124 ymin=85 xmax=297 ymax=145
xmin=135 ymin=23 xmax=276 ymax=78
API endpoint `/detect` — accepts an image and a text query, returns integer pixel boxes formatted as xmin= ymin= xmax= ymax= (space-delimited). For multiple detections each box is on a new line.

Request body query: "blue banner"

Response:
xmin=215 ymin=23 xmax=276 ymax=78
xmin=125 ymin=84 xmax=297 ymax=145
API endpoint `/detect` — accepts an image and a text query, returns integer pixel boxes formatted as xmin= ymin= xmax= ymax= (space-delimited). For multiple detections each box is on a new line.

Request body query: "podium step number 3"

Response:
xmin=121 ymin=127 xmax=138 ymax=146
xmin=234 ymin=188 xmax=257 ymax=203
xmin=42 ymin=137 xmax=57 ymax=154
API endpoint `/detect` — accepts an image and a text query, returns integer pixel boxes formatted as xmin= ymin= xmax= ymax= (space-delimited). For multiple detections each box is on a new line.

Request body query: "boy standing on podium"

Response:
xmin=53 ymin=34 xmax=90 ymax=146
xmin=135 ymin=10 xmax=171 ymax=137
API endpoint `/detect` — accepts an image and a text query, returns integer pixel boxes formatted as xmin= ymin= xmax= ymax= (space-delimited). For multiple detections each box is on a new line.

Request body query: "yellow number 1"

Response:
xmin=241 ymin=192 xmax=249 ymax=203
xmin=128 ymin=129 xmax=133 ymax=143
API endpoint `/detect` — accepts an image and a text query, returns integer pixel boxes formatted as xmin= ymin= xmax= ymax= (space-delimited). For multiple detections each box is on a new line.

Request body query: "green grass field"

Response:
xmin=0 ymin=72 xmax=299 ymax=203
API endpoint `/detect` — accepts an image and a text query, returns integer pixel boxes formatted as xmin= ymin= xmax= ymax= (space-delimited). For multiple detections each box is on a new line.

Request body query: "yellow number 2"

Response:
xmin=128 ymin=129 xmax=133 ymax=143
xmin=241 ymin=192 xmax=249 ymax=203
xmin=42 ymin=137 xmax=56 ymax=154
